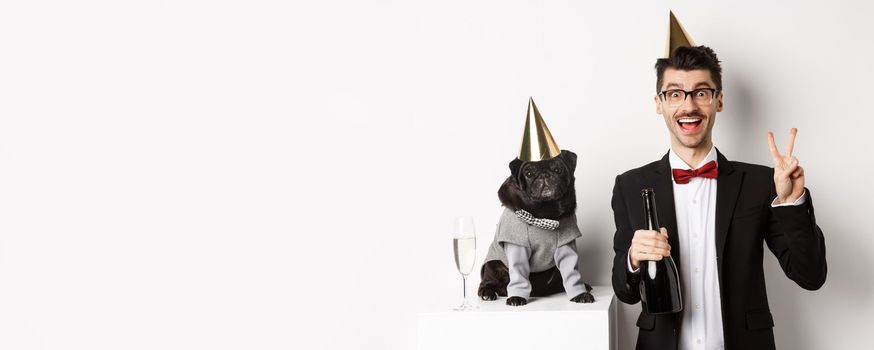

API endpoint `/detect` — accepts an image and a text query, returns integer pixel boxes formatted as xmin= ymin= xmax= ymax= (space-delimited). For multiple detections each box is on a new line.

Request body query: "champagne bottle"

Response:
xmin=639 ymin=188 xmax=683 ymax=314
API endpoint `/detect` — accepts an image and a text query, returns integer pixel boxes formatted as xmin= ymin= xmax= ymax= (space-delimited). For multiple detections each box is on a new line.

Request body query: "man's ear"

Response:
xmin=559 ymin=150 xmax=577 ymax=171
xmin=654 ymin=95 xmax=663 ymax=114
xmin=716 ymin=92 xmax=724 ymax=112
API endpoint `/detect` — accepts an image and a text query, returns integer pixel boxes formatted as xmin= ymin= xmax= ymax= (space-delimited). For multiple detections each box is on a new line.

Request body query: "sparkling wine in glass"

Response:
xmin=453 ymin=216 xmax=478 ymax=311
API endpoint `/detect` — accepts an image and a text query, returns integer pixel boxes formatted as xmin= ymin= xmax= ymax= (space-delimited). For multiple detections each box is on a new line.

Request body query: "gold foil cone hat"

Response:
xmin=518 ymin=97 xmax=561 ymax=162
xmin=665 ymin=11 xmax=696 ymax=58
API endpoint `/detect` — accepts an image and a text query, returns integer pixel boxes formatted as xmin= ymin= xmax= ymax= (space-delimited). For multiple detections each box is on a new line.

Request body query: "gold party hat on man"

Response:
xmin=664 ymin=11 xmax=696 ymax=58
xmin=518 ymin=97 xmax=561 ymax=161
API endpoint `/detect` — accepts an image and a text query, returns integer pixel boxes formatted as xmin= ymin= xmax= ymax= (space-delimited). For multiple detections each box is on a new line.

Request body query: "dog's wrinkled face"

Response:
xmin=519 ymin=159 xmax=569 ymax=200
xmin=509 ymin=151 xmax=577 ymax=201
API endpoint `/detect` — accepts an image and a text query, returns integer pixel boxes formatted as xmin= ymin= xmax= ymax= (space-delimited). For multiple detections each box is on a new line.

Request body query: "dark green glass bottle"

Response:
xmin=639 ymin=188 xmax=683 ymax=314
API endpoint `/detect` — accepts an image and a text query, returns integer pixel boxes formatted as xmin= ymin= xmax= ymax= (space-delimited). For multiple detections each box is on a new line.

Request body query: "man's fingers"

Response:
xmin=786 ymin=128 xmax=797 ymax=157
xmin=659 ymin=228 xmax=669 ymax=242
xmin=792 ymin=166 xmax=804 ymax=178
xmin=783 ymin=156 xmax=799 ymax=174
xmin=645 ymin=238 xmax=670 ymax=250
xmin=767 ymin=132 xmax=782 ymax=162
xmin=632 ymin=236 xmax=671 ymax=251
xmin=634 ymin=229 xmax=664 ymax=240
xmin=631 ymin=249 xmax=670 ymax=261
xmin=634 ymin=249 xmax=670 ymax=258
xmin=640 ymin=254 xmax=665 ymax=261
xmin=631 ymin=229 xmax=671 ymax=261
xmin=631 ymin=238 xmax=670 ymax=252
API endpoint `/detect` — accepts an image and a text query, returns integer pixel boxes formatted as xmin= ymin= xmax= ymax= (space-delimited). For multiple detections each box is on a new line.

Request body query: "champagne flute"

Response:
xmin=452 ymin=216 xmax=478 ymax=311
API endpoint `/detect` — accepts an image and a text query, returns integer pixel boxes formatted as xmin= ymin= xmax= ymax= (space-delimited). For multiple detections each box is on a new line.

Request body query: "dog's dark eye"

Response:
xmin=553 ymin=167 xmax=562 ymax=174
xmin=525 ymin=171 xmax=533 ymax=177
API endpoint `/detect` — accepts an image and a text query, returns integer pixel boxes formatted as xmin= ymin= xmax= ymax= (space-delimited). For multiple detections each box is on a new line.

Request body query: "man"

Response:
xmin=610 ymin=14 xmax=827 ymax=350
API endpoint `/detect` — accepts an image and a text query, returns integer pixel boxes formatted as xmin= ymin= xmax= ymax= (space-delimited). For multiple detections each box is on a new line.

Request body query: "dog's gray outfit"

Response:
xmin=484 ymin=208 xmax=586 ymax=299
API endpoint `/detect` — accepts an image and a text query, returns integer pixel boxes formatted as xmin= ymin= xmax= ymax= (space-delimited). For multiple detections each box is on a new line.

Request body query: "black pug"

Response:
xmin=478 ymin=150 xmax=594 ymax=306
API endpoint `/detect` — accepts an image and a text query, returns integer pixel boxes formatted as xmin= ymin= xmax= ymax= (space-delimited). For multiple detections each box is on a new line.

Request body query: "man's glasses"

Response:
xmin=658 ymin=88 xmax=721 ymax=108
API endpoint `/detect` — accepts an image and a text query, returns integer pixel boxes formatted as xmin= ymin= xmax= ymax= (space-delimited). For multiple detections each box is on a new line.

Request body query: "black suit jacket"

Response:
xmin=611 ymin=150 xmax=827 ymax=350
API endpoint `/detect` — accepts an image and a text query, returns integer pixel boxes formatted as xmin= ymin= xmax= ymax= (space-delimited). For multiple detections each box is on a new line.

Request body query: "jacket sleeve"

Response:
xmin=611 ymin=175 xmax=642 ymax=304
xmin=765 ymin=178 xmax=828 ymax=290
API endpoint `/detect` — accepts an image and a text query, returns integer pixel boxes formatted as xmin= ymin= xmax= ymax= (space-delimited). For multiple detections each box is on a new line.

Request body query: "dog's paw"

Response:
xmin=478 ymin=287 xmax=499 ymax=301
xmin=506 ymin=296 xmax=528 ymax=306
xmin=570 ymin=292 xmax=596 ymax=304
xmin=478 ymin=290 xmax=498 ymax=301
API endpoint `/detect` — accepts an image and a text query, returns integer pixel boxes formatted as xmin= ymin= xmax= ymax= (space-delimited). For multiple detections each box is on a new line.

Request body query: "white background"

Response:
xmin=1 ymin=1 xmax=872 ymax=349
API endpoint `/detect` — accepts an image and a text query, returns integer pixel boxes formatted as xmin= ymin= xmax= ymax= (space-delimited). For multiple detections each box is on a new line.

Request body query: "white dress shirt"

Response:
xmin=671 ymin=147 xmax=724 ymax=350
xmin=628 ymin=146 xmax=806 ymax=350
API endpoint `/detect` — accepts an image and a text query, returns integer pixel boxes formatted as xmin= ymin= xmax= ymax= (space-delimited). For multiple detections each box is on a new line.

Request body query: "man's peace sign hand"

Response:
xmin=768 ymin=128 xmax=805 ymax=204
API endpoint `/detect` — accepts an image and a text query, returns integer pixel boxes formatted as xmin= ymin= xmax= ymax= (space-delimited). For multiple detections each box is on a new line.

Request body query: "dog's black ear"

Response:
xmin=508 ymin=158 xmax=525 ymax=186
xmin=559 ymin=150 xmax=577 ymax=171
xmin=508 ymin=158 xmax=523 ymax=176
xmin=498 ymin=177 xmax=527 ymax=210
xmin=499 ymin=158 xmax=528 ymax=210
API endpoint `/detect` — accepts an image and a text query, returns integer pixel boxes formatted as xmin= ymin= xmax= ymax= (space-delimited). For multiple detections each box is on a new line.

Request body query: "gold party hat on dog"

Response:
xmin=665 ymin=11 xmax=696 ymax=58
xmin=518 ymin=97 xmax=561 ymax=162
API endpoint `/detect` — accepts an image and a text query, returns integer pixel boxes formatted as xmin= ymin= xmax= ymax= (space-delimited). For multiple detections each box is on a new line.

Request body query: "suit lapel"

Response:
xmin=714 ymin=149 xmax=743 ymax=270
xmin=649 ymin=152 xmax=681 ymax=271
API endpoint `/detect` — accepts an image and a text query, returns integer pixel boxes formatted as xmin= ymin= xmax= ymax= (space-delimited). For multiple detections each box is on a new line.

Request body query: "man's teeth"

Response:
xmin=678 ymin=118 xmax=702 ymax=124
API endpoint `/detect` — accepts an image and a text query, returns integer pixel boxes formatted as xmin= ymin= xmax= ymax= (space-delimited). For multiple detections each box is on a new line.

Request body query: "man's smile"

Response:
xmin=677 ymin=116 xmax=704 ymax=134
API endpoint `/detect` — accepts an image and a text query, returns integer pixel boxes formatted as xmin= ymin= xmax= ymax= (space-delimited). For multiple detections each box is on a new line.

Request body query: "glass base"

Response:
xmin=453 ymin=300 xmax=478 ymax=311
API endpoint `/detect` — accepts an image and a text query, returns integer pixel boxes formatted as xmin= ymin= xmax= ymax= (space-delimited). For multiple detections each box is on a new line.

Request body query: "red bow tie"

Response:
xmin=672 ymin=160 xmax=718 ymax=184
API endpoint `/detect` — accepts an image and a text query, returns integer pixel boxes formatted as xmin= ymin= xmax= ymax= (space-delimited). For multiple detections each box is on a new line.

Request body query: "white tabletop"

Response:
xmin=419 ymin=285 xmax=615 ymax=314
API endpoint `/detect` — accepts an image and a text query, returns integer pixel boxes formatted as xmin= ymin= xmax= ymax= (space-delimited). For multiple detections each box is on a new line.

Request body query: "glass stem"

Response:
xmin=462 ymin=275 xmax=467 ymax=301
